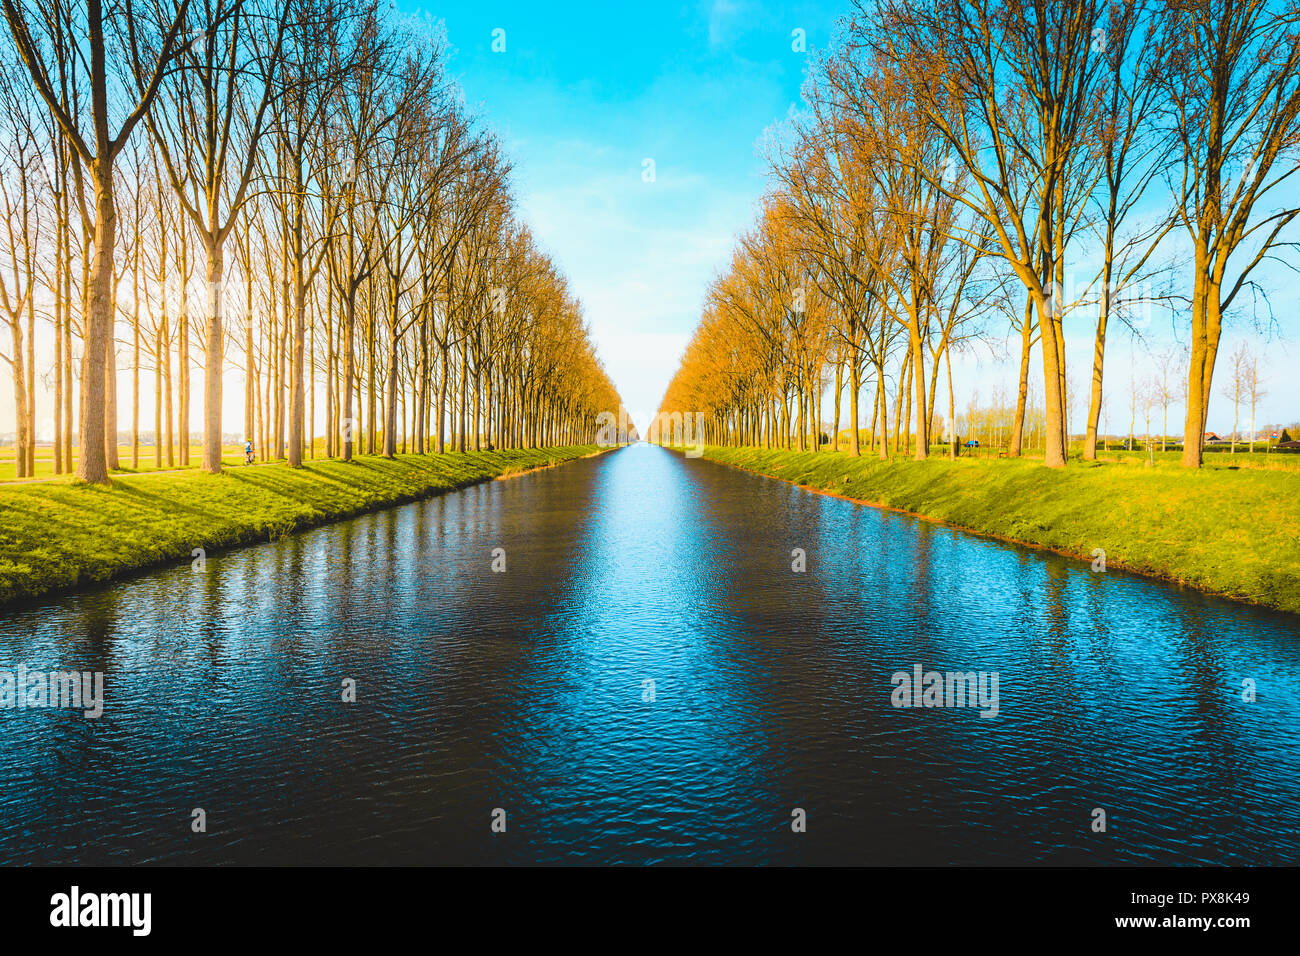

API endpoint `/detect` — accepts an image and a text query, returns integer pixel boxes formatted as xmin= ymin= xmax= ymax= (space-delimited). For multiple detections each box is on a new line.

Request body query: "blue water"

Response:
xmin=0 ymin=443 xmax=1297 ymax=864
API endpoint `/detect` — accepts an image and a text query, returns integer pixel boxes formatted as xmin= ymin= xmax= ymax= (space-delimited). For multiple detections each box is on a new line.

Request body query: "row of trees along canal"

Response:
xmin=0 ymin=0 xmax=625 ymax=481
xmin=655 ymin=0 xmax=1300 ymax=468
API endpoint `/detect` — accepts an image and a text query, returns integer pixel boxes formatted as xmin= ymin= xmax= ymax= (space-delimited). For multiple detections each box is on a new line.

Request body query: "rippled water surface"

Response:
xmin=1 ymin=443 xmax=1298 ymax=864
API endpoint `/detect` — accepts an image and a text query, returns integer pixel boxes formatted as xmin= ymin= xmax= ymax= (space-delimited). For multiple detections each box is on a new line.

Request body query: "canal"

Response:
xmin=1 ymin=442 xmax=1297 ymax=864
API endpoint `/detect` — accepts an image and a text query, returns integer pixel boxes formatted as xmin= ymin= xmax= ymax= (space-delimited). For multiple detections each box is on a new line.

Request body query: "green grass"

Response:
xmin=0 ymin=446 xmax=604 ymax=608
xmin=0 ymin=439 xmax=384 ymax=480
xmin=0 ymin=444 xmax=254 ymax=480
xmin=687 ymin=444 xmax=1300 ymax=615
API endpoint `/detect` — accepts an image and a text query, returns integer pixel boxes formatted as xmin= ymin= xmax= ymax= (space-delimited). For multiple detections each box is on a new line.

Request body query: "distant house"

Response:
xmin=1203 ymin=432 xmax=1229 ymax=444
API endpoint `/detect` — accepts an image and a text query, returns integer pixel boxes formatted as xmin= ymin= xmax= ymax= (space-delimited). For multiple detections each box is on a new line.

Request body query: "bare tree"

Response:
xmin=137 ymin=0 xmax=288 ymax=473
xmin=2 ymin=0 xmax=190 ymax=482
xmin=1153 ymin=345 xmax=1184 ymax=453
xmin=1081 ymin=0 xmax=1176 ymax=460
xmin=0 ymin=38 xmax=40 ymax=476
xmin=1220 ymin=341 xmax=1249 ymax=453
xmin=1245 ymin=345 xmax=1266 ymax=453
xmin=876 ymin=0 xmax=1108 ymax=467
xmin=1162 ymin=0 xmax=1300 ymax=467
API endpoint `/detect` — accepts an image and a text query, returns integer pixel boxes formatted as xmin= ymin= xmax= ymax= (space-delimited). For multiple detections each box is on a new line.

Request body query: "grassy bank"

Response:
xmin=0 ymin=446 xmax=604 ymax=609
xmin=688 ymin=444 xmax=1300 ymax=615
xmin=0 ymin=444 xmax=252 ymax=481
xmin=1 ymin=437 xmax=409 ymax=480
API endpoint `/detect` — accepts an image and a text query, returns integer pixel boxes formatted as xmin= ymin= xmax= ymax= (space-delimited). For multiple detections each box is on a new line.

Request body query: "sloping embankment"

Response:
xmin=688 ymin=444 xmax=1300 ymax=616
xmin=0 ymin=445 xmax=608 ymax=609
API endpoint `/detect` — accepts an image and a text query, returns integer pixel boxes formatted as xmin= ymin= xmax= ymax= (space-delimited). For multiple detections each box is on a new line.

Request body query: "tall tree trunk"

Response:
xmin=154 ymin=322 xmax=163 ymax=468
xmin=1083 ymin=272 xmax=1110 ymax=461
xmin=911 ymin=329 xmax=927 ymax=460
xmin=288 ymin=271 xmax=306 ymax=467
xmin=104 ymin=279 xmax=119 ymax=470
xmin=178 ymin=231 xmax=190 ymax=467
xmin=383 ymin=283 xmax=399 ymax=459
xmin=458 ymin=346 xmax=468 ymax=452
xmin=244 ymin=252 xmax=256 ymax=454
xmin=131 ymin=255 xmax=139 ymax=469
xmin=24 ymin=285 xmax=34 ymax=475
xmin=946 ymin=344 xmax=957 ymax=460
xmin=77 ymin=174 xmax=115 ymax=484
xmin=876 ymin=373 xmax=888 ymax=461
xmin=202 ymin=239 xmax=224 ymax=473
xmin=848 ymin=354 xmax=861 ymax=457
xmin=8 ymin=317 xmax=28 ymax=478
xmin=342 ymin=289 xmax=356 ymax=461
xmin=1181 ymin=270 xmax=1221 ymax=468
xmin=63 ymin=222 xmax=74 ymax=474
xmin=53 ymin=270 xmax=63 ymax=475
xmin=1009 ymin=297 xmax=1034 ymax=458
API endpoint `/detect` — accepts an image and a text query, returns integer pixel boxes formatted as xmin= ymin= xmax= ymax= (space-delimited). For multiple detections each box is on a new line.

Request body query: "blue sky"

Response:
xmin=406 ymin=0 xmax=845 ymax=422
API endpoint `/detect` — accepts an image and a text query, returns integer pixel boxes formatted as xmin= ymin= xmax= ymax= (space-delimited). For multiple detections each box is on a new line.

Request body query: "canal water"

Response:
xmin=1 ymin=443 xmax=1297 ymax=864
